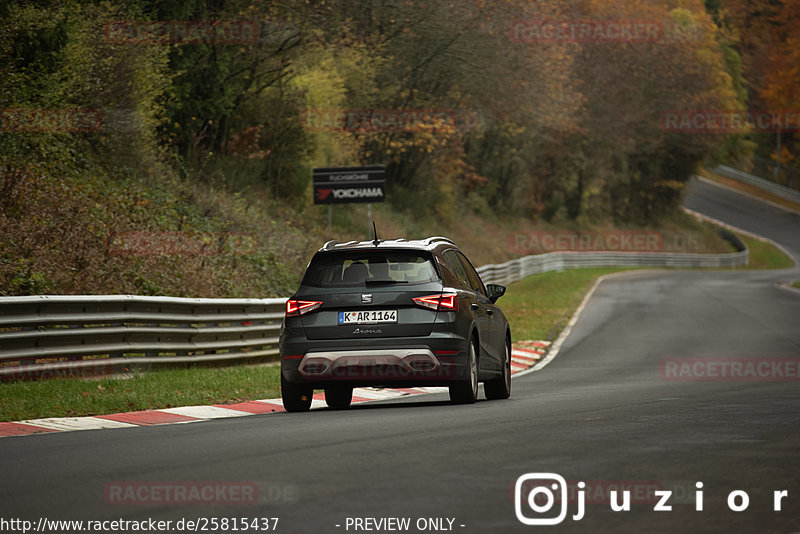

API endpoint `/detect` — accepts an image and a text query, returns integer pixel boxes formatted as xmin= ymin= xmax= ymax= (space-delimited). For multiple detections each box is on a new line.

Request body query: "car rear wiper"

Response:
xmin=365 ymin=279 xmax=408 ymax=285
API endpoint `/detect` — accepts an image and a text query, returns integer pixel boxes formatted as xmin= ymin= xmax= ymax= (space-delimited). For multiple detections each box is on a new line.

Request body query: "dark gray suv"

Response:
xmin=279 ymin=236 xmax=511 ymax=411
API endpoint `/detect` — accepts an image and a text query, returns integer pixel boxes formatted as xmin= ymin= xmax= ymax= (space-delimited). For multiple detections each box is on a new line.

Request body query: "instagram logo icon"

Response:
xmin=515 ymin=473 xmax=573 ymax=525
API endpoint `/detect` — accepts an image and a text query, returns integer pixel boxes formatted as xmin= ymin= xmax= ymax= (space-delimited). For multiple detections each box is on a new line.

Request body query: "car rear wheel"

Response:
xmin=325 ymin=386 xmax=353 ymax=410
xmin=449 ymin=341 xmax=478 ymax=404
xmin=281 ymin=373 xmax=313 ymax=412
xmin=484 ymin=340 xmax=511 ymax=400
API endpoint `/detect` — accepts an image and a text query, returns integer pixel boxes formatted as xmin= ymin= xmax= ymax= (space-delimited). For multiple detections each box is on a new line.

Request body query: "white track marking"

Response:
xmin=161 ymin=406 xmax=253 ymax=419
xmin=19 ymin=417 xmax=137 ymax=431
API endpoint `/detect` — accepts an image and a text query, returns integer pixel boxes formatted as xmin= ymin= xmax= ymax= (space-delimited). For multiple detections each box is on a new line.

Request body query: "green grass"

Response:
xmin=0 ymin=364 xmax=281 ymax=422
xmin=503 ymin=268 xmax=632 ymax=342
xmin=736 ymin=234 xmax=795 ymax=270
xmin=792 ymin=281 xmax=800 ymax=290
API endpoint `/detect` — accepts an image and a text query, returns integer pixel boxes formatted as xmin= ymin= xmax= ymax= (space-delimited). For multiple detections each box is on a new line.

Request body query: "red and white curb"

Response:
xmin=0 ymin=341 xmax=549 ymax=439
xmin=511 ymin=341 xmax=549 ymax=373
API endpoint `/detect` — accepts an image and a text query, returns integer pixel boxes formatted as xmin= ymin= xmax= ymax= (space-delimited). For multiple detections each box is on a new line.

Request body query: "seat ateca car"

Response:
xmin=279 ymin=236 xmax=511 ymax=412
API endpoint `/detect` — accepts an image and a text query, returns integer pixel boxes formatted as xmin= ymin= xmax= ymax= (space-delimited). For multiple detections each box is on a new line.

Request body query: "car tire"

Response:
xmin=325 ymin=386 xmax=353 ymax=410
xmin=281 ymin=373 xmax=313 ymax=412
xmin=484 ymin=340 xmax=511 ymax=400
xmin=449 ymin=341 xmax=478 ymax=404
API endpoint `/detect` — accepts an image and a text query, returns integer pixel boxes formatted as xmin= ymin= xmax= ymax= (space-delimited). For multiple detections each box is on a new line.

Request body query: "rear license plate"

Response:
xmin=338 ymin=310 xmax=397 ymax=324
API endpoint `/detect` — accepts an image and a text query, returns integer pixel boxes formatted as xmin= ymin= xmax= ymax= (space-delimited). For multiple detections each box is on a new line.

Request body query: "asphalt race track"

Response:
xmin=1 ymin=178 xmax=798 ymax=533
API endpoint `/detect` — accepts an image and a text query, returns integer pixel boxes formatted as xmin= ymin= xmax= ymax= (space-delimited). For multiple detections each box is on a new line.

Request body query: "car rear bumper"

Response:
xmin=280 ymin=336 xmax=470 ymax=387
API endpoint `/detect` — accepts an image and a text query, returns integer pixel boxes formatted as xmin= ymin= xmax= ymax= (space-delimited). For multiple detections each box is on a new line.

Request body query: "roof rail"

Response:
xmin=424 ymin=236 xmax=455 ymax=246
xmin=322 ymin=240 xmax=339 ymax=250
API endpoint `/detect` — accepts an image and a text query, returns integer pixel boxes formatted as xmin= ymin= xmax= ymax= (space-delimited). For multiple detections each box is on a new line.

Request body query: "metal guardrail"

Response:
xmin=735 ymin=155 xmax=800 ymax=193
xmin=0 ymin=295 xmax=285 ymax=380
xmin=476 ymin=230 xmax=747 ymax=286
xmin=714 ymin=165 xmax=800 ymax=204
xmin=0 ymin=233 xmax=747 ymax=380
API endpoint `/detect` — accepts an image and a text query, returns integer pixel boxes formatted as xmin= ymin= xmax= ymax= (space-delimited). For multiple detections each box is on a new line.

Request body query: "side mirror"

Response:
xmin=486 ymin=284 xmax=506 ymax=303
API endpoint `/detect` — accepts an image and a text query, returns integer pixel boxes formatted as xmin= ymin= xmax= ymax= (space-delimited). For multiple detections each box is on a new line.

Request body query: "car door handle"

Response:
xmin=471 ymin=303 xmax=479 ymax=310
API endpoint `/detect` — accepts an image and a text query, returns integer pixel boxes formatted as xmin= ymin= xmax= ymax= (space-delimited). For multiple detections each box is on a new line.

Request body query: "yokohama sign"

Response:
xmin=313 ymin=165 xmax=386 ymax=205
xmin=315 ymin=187 xmax=384 ymax=202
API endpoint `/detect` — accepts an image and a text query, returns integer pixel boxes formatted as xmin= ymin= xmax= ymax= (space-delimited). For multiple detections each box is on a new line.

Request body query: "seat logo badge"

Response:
xmin=361 ymin=294 xmax=372 ymax=304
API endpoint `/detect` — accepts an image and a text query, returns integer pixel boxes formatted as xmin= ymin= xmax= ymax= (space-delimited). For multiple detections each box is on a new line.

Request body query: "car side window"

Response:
xmin=443 ymin=250 xmax=471 ymax=290
xmin=456 ymin=252 xmax=487 ymax=297
xmin=435 ymin=256 xmax=458 ymax=287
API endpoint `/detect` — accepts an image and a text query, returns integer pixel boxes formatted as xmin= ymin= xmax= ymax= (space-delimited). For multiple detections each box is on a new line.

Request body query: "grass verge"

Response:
xmin=736 ymin=234 xmax=795 ymax=269
xmin=792 ymin=281 xmax=800 ymax=290
xmin=504 ymin=268 xmax=632 ymax=342
xmin=0 ymin=365 xmax=281 ymax=422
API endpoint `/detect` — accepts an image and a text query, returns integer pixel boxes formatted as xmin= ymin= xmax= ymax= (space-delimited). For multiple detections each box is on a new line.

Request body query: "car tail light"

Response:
xmin=412 ymin=293 xmax=458 ymax=312
xmin=286 ymin=299 xmax=322 ymax=317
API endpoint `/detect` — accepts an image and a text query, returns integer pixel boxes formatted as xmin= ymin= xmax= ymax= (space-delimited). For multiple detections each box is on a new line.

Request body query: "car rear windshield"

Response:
xmin=302 ymin=250 xmax=440 ymax=287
